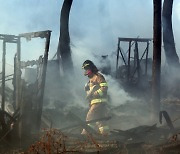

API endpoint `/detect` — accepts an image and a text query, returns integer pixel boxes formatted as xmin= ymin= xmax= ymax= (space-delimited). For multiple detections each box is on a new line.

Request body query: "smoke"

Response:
xmin=0 ymin=0 xmax=180 ymax=59
xmin=173 ymin=0 xmax=180 ymax=53
xmin=105 ymin=75 xmax=134 ymax=106
xmin=0 ymin=0 xmax=180 ymax=130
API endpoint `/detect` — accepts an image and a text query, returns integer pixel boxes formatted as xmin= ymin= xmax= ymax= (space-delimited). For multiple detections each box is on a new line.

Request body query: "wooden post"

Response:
xmin=16 ymin=37 xmax=21 ymax=110
xmin=116 ymin=38 xmax=120 ymax=78
xmin=152 ymin=0 xmax=162 ymax=118
xmin=36 ymin=31 xmax=51 ymax=131
xmin=135 ymin=42 xmax=140 ymax=83
xmin=1 ymin=41 xmax=6 ymax=111
xmin=145 ymin=42 xmax=149 ymax=76
xmin=128 ymin=41 xmax=132 ymax=82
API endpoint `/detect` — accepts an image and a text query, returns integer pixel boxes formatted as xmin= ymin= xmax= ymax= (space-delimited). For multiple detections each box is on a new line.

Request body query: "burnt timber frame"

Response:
xmin=116 ymin=37 xmax=152 ymax=83
xmin=0 ymin=30 xmax=51 ymax=147
xmin=0 ymin=34 xmax=20 ymax=111
xmin=19 ymin=30 xmax=51 ymax=132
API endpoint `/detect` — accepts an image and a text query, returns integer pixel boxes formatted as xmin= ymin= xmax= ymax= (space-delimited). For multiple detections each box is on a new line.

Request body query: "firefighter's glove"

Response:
xmin=86 ymin=90 xmax=92 ymax=100
xmin=86 ymin=85 xmax=97 ymax=100
xmin=84 ymin=83 xmax=90 ymax=91
xmin=93 ymin=91 xmax=98 ymax=97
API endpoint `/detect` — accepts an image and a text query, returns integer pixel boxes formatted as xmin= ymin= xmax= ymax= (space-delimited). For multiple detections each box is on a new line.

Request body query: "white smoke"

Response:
xmin=174 ymin=1 xmax=180 ymax=21
xmin=104 ymin=74 xmax=135 ymax=106
xmin=0 ymin=0 xmax=180 ymax=130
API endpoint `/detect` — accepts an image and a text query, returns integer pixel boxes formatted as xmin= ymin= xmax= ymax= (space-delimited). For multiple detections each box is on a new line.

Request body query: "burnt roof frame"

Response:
xmin=116 ymin=37 xmax=152 ymax=82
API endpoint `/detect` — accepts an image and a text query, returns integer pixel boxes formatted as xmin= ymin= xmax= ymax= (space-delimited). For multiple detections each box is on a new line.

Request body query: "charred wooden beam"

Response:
xmin=0 ymin=34 xmax=19 ymax=110
xmin=67 ymin=112 xmax=98 ymax=135
xmin=15 ymin=37 xmax=21 ymax=110
xmin=1 ymin=41 xmax=6 ymax=111
xmin=134 ymin=41 xmax=140 ymax=82
xmin=145 ymin=42 xmax=150 ymax=76
xmin=116 ymin=38 xmax=120 ymax=78
xmin=152 ymin=0 xmax=162 ymax=117
xmin=159 ymin=110 xmax=174 ymax=132
xmin=60 ymin=116 xmax=111 ymax=131
xmin=19 ymin=30 xmax=51 ymax=40
xmin=127 ymin=41 xmax=132 ymax=82
xmin=18 ymin=30 xmax=51 ymax=136
xmin=118 ymin=37 xmax=152 ymax=42
xmin=20 ymin=59 xmax=40 ymax=68
xmin=36 ymin=31 xmax=51 ymax=132
xmin=131 ymin=46 xmax=150 ymax=81
xmin=116 ymin=37 xmax=152 ymax=81
xmin=0 ymin=34 xmax=19 ymax=43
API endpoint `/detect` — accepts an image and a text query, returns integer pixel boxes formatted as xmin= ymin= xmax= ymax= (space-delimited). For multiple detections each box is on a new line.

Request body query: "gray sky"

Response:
xmin=0 ymin=0 xmax=180 ymax=68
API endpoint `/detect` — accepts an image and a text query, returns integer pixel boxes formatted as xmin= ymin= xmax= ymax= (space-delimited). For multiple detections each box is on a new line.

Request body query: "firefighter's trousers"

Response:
xmin=82 ymin=103 xmax=109 ymax=135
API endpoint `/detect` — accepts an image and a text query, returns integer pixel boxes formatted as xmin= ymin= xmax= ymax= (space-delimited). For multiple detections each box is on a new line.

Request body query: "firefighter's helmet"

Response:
xmin=82 ymin=60 xmax=98 ymax=73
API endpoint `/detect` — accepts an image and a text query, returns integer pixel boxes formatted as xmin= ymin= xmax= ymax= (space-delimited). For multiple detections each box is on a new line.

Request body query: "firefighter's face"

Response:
xmin=84 ymin=69 xmax=93 ymax=77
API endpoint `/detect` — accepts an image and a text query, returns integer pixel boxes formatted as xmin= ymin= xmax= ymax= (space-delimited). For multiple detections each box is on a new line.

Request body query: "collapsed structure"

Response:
xmin=0 ymin=30 xmax=52 ymax=150
xmin=0 ymin=32 xmax=179 ymax=153
xmin=0 ymin=0 xmax=180 ymax=153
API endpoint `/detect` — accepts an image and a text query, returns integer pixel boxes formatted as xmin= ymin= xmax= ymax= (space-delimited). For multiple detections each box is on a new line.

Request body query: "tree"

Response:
xmin=162 ymin=0 xmax=179 ymax=69
xmin=57 ymin=0 xmax=74 ymax=76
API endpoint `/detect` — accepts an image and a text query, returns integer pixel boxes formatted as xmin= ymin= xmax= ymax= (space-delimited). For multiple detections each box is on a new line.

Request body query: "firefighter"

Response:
xmin=81 ymin=60 xmax=109 ymax=135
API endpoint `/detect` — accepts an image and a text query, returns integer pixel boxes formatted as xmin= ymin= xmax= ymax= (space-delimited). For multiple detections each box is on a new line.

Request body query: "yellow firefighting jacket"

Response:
xmin=87 ymin=72 xmax=108 ymax=105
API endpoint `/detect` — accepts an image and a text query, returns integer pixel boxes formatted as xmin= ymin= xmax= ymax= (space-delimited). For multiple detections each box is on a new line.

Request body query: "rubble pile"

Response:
xmin=21 ymin=127 xmax=180 ymax=154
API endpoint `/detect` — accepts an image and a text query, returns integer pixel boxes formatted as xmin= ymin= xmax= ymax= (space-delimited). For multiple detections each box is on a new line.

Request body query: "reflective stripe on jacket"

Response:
xmin=91 ymin=98 xmax=108 ymax=105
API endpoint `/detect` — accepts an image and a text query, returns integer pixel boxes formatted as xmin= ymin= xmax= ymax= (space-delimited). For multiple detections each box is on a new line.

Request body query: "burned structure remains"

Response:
xmin=0 ymin=32 xmax=179 ymax=153
xmin=0 ymin=30 xmax=52 ymax=150
xmin=0 ymin=0 xmax=180 ymax=153
xmin=115 ymin=37 xmax=152 ymax=87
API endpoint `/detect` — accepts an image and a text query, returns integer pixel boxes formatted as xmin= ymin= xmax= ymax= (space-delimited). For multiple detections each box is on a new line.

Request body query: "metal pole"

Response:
xmin=152 ymin=0 xmax=162 ymax=117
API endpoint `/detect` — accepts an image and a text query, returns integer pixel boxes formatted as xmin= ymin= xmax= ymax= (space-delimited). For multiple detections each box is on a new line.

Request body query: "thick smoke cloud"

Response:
xmin=0 ymin=0 xmax=180 ymax=129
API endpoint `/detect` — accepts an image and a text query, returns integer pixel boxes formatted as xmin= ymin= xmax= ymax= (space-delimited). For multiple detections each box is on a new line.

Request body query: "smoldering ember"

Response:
xmin=0 ymin=0 xmax=180 ymax=154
